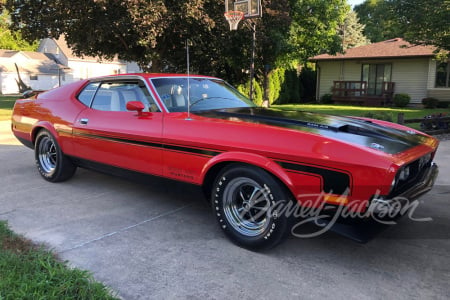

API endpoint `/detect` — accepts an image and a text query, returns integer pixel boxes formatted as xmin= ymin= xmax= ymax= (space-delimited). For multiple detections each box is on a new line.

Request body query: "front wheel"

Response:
xmin=212 ymin=164 xmax=292 ymax=251
xmin=35 ymin=130 xmax=77 ymax=182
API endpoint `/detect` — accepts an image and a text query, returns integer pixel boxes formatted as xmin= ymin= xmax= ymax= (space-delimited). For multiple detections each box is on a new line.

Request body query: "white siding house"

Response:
xmin=311 ymin=38 xmax=450 ymax=105
xmin=0 ymin=50 xmax=64 ymax=94
xmin=1 ymin=36 xmax=143 ymax=94
xmin=38 ymin=37 xmax=132 ymax=81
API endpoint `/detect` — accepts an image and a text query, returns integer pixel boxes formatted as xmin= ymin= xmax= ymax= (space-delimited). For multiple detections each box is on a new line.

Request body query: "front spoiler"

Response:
xmin=368 ymin=162 xmax=439 ymax=216
xmin=310 ymin=163 xmax=439 ymax=243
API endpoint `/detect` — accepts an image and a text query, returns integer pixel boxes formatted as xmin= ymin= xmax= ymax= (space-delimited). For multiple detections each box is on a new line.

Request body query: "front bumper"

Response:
xmin=368 ymin=162 xmax=439 ymax=217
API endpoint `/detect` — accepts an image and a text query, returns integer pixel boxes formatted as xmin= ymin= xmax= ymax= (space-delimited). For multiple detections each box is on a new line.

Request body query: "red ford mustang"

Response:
xmin=11 ymin=73 xmax=439 ymax=250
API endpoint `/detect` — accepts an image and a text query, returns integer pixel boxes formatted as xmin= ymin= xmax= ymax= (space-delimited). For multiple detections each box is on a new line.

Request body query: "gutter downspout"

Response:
xmin=315 ymin=62 xmax=321 ymax=102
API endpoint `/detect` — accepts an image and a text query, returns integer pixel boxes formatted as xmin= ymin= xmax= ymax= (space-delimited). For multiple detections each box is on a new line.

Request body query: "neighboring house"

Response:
xmin=0 ymin=36 xmax=143 ymax=94
xmin=310 ymin=38 xmax=450 ymax=106
xmin=0 ymin=50 xmax=64 ymax=94
xmin=38 ymin=36 xmax=141 ymax=81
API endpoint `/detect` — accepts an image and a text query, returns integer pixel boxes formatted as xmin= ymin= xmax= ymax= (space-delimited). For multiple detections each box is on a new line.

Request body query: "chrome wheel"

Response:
xmin=213 ymin=164 xmax=291 ymax=250
xmin=34 ymin=130 xmax=76 ymax=182
xmin=222 ymin=177 xmax=271 ymax=237
xmin=37 ymin=136 xmax=57 ymax=174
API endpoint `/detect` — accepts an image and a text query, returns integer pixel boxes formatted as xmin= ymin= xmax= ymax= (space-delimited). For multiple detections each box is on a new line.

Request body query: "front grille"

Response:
xmin=390 ymin=153 xmax=433 ymax=197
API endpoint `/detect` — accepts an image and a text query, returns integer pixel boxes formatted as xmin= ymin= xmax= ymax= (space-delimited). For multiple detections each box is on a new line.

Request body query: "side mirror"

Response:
xmin=126 ymin=101 xmax=145 ymax=116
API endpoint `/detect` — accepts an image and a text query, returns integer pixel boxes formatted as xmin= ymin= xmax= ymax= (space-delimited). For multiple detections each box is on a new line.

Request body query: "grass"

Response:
xmin=272 ymin=104 xmax=449 ymax=130
xmin=0 ymin=220 xmax=119 ymax=299
xmin=272 ymin=103 xmax=448 ymax=119
xmin=0 ymin=95 xmax=19 ymax=121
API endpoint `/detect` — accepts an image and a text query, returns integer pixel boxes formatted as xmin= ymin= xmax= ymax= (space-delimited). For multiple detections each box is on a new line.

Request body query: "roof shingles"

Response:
xmin=311 ymin=38 xmax=437 ymax=61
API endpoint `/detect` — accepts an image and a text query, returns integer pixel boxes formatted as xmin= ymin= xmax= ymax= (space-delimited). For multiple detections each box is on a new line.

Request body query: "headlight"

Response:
xmin=398 ymin=166 xmax=410 ymax=181
xmin=419 ymin=153 xmax=432 ymax=169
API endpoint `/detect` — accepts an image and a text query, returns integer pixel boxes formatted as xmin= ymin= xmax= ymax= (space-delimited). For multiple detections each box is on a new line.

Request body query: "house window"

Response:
xmin=362 ymin=64 xmax=392 ymax=96
xmin=30 ymin=75 xmax=38 ymax=80
xmin=436 ymin=62 xmax=449 ymax=88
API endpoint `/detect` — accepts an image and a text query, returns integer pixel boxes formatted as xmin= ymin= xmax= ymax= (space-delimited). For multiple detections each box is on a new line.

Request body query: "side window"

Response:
xmin=91 ymin=81 xmax=160 ymax=112
xmin=77 ymin=82 xmax=100 ymax=107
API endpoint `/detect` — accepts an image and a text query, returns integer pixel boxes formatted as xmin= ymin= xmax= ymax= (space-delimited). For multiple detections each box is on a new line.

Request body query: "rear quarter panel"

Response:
xmin=11 ymin=80 xmax=88 ymax=153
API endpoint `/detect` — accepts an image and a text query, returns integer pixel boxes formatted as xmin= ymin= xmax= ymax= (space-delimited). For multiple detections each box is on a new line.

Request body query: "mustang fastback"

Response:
xmin=11 ymin=74 xmax=439 ymax=250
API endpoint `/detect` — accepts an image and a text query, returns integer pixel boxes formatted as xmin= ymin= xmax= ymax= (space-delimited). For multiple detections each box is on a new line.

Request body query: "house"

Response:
xmin=0 ymin=36 xmax=143 ymax=94
xmin=310 ymin=38 xmax=450 ymax=106
xmin=0 ymin=50 xmax=65 ymax=94
xmin=38 ymin=36 xmax=141 ymax=82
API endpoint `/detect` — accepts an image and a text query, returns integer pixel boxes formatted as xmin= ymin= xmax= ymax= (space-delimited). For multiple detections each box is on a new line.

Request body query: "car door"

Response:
xmin=72 ymin=79 xmax=164 ymax=177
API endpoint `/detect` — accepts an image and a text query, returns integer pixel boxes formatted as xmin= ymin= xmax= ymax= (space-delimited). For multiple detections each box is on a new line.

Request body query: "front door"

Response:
xmin=72 ymin=79 xmax=164 ymax=177
xmin=362 ymin=63 xmax=392 ymax=96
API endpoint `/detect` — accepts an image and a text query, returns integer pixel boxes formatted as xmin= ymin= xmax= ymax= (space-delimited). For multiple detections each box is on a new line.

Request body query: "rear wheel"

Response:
xmin=35 ymin=130 xmax=76 ymax=182
xmin=212 ymin=164 xmax=292 ymax=251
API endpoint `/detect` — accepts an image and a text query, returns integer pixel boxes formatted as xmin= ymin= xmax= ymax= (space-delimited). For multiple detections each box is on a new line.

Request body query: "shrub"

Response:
xmin=237 ymin=79 xmax=263 ymax=106
xmin=393 ymin=93 xmax=410 ymax=107
xmin=363 ymin=112 xmax=393 ymax=122
xmin=437 ymin=101 xmax=449 ymax=108
xmin=299 ymin=67 xmax=317 ymax=102
xmin=320 ymin=93 xmax=333 ymax=104
xmin=422 ymin=97 xmax=439 ymax=108
xmin=278 ymin=69 xmax=300 ymax=104
xmin=268 ymin=68 xmax=283 ymax=104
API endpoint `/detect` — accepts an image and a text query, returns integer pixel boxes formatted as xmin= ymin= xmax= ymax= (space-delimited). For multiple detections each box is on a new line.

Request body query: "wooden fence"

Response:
xmin=397 ymin=113 xmax=450 ymax=135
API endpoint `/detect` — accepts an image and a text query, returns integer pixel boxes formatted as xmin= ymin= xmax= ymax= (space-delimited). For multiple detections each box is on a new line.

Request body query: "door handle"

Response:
xmin=80 ymin=118 xmax=89 ymax=125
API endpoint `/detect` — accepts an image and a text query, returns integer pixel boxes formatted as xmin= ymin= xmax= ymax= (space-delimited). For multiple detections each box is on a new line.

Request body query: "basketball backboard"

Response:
xmin=225 ymin=0 xmax=262 ymax=19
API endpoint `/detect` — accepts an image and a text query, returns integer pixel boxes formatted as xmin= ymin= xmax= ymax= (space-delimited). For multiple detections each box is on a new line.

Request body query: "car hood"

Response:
xmin=194 ymin=107 xmax=431 ymax=155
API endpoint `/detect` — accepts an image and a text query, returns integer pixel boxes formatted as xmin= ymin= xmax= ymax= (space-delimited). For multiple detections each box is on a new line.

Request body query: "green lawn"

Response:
xmin=0 ymin=221 xmax=119 ymax=299
xmin=0 ymin=95 xmax=20 ymax=121
xmin=272 ymin=104 xmax=448 ymax=119
xmin=272 ymin=104 xmax=449 ymax=130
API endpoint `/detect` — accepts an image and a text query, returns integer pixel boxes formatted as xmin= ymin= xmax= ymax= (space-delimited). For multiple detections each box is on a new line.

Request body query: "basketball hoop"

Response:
xmin=224 ymin=11 xmax=244 ymax=31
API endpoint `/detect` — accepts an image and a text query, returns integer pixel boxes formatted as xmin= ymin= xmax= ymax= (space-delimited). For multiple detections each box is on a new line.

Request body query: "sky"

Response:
xmin=347 ymin=0 xmax=365 ymax=7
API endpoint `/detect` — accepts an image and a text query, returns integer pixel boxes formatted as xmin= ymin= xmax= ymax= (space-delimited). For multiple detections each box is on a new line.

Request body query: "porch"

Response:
xmin=331 ymin=81 xmax=395 ymax=106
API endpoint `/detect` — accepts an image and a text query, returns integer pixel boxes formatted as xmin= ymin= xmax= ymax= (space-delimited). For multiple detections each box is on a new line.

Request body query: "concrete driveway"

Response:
xmin=1 ymin=120 xmax=449 ymax=299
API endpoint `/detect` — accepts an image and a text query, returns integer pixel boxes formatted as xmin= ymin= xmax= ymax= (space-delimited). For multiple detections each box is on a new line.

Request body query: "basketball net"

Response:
xmin=224 ymin=11 xmax=244 ymax=31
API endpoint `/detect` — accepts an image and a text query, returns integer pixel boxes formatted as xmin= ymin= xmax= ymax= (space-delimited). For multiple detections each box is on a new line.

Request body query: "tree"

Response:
xmin=0 ymin=10 xmax=38 ymax=51
xmin=252 ymin=0 xmax=292 ymax=105
xmin=251 ymin=0 xmax=349 ymax=104
xmin=354 ymin=0 xmax=402 ymax=43
xmin=4 ymin=0 xmax=223 ymax=72
xmin=3 ymin=0 xmax=352 ymax=105
xmin=287 ymin=0 xmax=349 ymax=63
xmin=341 ymin=10 xmax=369 ymax=50
xmin=391 ymin=0 xmax=450 ymax=52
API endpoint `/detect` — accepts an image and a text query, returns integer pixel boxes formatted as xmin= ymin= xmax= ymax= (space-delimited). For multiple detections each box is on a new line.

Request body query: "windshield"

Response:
xmin=151 ymin=77 xmax=255 ymax=112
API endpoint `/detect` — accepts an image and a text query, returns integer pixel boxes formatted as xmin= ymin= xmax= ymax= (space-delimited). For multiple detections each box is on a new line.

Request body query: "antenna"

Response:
xmin=186 ymin=39 xmax=192 ymax=121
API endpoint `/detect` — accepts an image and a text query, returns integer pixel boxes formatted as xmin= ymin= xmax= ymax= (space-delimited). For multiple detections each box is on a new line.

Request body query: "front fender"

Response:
xmin=201 ymin=151 xmax=295 ymax=194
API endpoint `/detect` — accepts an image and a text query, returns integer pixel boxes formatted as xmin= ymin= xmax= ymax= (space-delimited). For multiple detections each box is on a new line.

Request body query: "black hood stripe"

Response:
xmin=194 ymin=108 xmax=426 ymax=154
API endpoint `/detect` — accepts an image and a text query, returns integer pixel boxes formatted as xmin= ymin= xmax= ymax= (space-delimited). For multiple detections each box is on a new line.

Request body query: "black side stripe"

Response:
xmin=62 ymin=130 xmax=351 ymax=193
xmin=73 ymin=131 xmax=163 ymax=149
xmin=164 ymin=144 xmax=221 ymax=156
xmin=71 ymin=131 xmax=222 ymax=157
xmin=276 ymin=161 xmax=351 ymax=195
